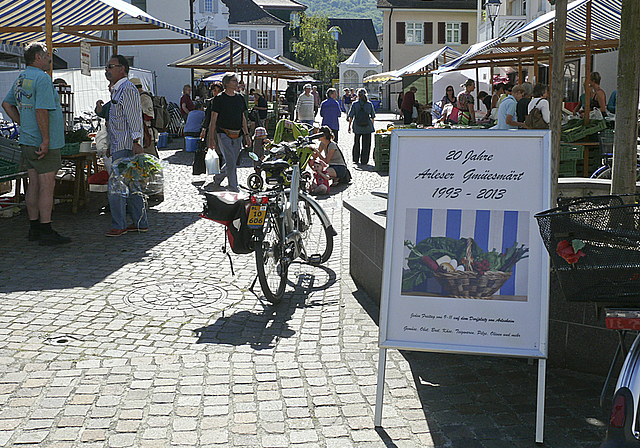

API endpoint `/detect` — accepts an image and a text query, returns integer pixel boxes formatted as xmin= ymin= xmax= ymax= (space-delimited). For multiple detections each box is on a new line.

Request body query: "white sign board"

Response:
xmin=80 ymin=42 xmax=91 ymax=77
xmin=379 ymin=129 xmax=551 ymax=359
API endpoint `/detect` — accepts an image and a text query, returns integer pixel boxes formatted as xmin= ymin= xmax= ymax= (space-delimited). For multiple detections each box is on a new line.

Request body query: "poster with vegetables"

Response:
xmin=402 ymin=209 xmax=529 ymax=301
xmin=379 ymin=129 xmax=551 ymax=359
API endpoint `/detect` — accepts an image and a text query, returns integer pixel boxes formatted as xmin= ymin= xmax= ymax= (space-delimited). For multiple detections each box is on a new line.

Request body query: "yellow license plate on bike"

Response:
xmin=247 ymin=205 xmax=267 ymax=229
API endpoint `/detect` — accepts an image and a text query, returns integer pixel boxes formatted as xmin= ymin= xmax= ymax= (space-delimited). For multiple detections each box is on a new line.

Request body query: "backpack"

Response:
xmin=142 ymin=92 xmax=170 ymax=132
xmin=355 ymin=102 xmax=370 ymax=126
xmin=525 ymin=100 xmax=548 ymax=129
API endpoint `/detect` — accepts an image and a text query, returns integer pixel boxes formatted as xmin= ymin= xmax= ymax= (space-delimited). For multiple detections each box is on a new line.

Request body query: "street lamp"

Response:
xmin=485 ymin=0 xmax=502 ymax=39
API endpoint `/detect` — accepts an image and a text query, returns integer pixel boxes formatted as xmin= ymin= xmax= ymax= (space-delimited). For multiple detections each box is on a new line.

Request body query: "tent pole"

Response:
xmin=584 ymin=0 xmax=592 ymax=126
xmin=551 ymin=0 xmax=568 ymax=205
xmin=475 ymin=67 xmax=480 ymax=110
xmin=112 ymin=9 xmax=118 ymax=55
xmin=45 ymin=0 xmax=53 ymax=76
xmin=533 ymin=30 xmax=538 ymax=84
xmin=518 ymin=37 xmax=523 ymax=84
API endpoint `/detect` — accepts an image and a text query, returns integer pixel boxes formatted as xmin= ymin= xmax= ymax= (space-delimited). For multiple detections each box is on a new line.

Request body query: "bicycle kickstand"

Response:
xmin=249 ymin=274 xmax=259 ymax=292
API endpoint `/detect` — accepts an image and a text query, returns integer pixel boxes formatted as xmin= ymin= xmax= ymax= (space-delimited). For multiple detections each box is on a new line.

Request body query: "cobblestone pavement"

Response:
xmin=0 ymin=112 xmax=609 ymax=447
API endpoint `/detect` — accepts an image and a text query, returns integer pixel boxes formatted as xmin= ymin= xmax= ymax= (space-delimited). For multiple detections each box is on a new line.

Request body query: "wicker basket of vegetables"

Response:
xmin=403 ymin=237 xmax=529 ymax=299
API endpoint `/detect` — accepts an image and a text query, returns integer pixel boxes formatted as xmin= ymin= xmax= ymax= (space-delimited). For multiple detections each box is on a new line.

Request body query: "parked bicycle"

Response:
xmin=0 ymin=120 xmax=19 ymax=140
xmin=535 ymin=195 xmax=640 ymax=447
xmin=202 ymin=133 xmax=336 ymax=303
xmin=248 ymin=134 xmax=336 ymax=302
xmin=590 ymin=129 xmax=640 ymax=181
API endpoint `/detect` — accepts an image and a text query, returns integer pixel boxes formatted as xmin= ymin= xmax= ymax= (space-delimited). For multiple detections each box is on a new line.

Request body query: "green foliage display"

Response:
xmin=297 ymin=0 xmax=382 ymax=34
xmin=292 ymin=14 xmax=341 ymax=84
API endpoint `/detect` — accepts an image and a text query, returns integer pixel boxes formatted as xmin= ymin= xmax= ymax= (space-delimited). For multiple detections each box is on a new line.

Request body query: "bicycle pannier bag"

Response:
xmin=202 ymin=192 xmax=254 ymax=254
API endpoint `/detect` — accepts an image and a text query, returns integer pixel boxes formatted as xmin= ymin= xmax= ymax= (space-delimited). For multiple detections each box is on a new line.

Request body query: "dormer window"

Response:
xmin=290 ymin=12 xmax=300 ymax=27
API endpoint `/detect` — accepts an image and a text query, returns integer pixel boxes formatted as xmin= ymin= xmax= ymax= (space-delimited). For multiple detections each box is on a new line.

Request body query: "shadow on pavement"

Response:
xmin=193 ymin=264 xmax=337 ymax=349
xmin=0 ymin=196 xmax=201 ymax=293
xmin=349 ymin=286 xmax=608 ymax=448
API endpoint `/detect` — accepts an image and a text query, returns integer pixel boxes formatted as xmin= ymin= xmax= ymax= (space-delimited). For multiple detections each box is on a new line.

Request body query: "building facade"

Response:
xmin=377 ymin=0 xmax=477 ymax=73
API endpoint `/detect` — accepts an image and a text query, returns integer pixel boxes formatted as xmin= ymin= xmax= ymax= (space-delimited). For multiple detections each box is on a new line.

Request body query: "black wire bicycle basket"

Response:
xmin=535 ymin=195 xmax=640 ymax=304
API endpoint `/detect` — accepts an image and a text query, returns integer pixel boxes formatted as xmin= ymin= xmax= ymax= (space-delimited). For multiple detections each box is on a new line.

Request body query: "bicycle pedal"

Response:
xmin=306 ymin=254 xmax=322 ymax=265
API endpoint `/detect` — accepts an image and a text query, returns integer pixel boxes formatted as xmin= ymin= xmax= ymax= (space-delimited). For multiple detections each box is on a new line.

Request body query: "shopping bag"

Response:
xmin=205 ymin=147 xmax=220 ymax=175
xmin=192 ymin=139 xmax=206 ymax=175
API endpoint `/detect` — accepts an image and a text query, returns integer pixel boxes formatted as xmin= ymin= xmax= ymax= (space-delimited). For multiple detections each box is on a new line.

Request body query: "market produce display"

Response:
xmin=402 ymin=236 xmax=529 ymax=299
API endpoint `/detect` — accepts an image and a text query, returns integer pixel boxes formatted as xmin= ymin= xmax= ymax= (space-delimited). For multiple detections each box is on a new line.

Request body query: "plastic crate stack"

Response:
xmin=374 ymin=132 xmax=390 ymax=173
xmin=558 ymin=144 xmax=583 ymax=177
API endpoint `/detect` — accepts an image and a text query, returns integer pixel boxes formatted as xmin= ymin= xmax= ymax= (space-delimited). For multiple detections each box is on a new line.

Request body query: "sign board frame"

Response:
xmin=374 ymin=129 xmax=551 ymax=443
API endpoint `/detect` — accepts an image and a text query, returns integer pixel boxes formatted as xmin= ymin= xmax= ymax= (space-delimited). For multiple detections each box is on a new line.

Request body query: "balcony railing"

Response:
xmin=477 ymin=15 xmax=527 ymax=42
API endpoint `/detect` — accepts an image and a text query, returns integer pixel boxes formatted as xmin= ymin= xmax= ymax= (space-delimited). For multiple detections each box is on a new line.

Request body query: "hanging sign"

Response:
xmin=80 ymin=41 xmax=91 ymax=76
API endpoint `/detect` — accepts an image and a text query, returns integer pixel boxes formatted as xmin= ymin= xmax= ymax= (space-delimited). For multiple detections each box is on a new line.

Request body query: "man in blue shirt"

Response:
xmin=320 ymin=88 xmax=341 ymax=143
xmin=495 ymin=85 xmax=526 ymax=130
xmin=2 ymin=42 xmax=70 ymax=246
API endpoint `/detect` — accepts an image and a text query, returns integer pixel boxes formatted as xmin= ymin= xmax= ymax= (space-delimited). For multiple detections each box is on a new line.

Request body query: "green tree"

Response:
xmin=292 ymin=14 xmax=341 ymax=84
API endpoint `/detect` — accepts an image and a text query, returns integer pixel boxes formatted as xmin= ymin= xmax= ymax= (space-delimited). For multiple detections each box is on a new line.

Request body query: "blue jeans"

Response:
xmin=108 ymin=150 xmax=148 ymax=230
xmin=214 ymin=133 xmax=242 ymax=192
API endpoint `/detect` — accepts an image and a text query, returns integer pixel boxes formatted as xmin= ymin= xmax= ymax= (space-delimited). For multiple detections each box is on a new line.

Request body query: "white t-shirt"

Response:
xmin=528 ymin=97 xmax=550 ymax=123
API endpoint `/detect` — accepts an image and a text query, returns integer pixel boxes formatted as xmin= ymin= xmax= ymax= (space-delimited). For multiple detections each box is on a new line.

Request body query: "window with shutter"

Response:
xmin=424 ymin=22 xmax=433 ymax=44
xmin=405 ymin=22 xmax=423 ymax=44
xmin=396 ymin=22 xmax=405 ymax=44
xmin=461 ymin=23 xmax=469 ymax=44
xmin=438 ymin=22 xmax=446 ymax=44
xmin=445 ymin=22 xmax=461 ymax=45
xmin=257 ymin=31 xmax=269 ymax=49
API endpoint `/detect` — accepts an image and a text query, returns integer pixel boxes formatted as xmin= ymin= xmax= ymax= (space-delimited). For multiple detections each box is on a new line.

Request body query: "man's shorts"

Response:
xmin=20 ymin=145 xmax=62 ymax=174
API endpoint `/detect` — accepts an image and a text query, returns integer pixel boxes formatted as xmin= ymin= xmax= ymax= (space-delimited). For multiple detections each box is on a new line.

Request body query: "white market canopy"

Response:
xmin=434 ymin=0 xmax=621 ymax=74
xmin=339 ymin=40 xmax=382 ymax=89
xmin=364 ymin=46 xmax=462 ymax=84
xmin=169 ymin=37 xmax=318 ymax=79
xmin=340 ymin=40 xmax=382 ymax=68
xmin=0 ymin=0 xmax=220 ymax=50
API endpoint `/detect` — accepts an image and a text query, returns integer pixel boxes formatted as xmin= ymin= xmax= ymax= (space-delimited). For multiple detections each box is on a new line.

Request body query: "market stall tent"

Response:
xmin=339 ymin=40 xmax=382 ymax=92
xmin=169 ymin=37 xmax=319 ymax=99
xmin=0 ymin=0 xmax=221 ymax=71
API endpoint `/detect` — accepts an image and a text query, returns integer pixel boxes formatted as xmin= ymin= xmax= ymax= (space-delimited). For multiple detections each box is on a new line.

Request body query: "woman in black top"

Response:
xmin=441 ymin=85 xmax=457 ymax=107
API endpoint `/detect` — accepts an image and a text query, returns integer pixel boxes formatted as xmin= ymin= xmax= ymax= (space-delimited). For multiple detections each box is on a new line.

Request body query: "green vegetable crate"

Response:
xmin=61 ymin=142 xmax=80 ymax=156
xmin=374 ymin=133 xmax=390 ymax=150
xmin=558 ymin=160 xmax=577 ymax=177
xmin=0 ymin=159 xmax=19 ymax=177
xmin=561 ymin=119 xmax=607 ymax=142
xmin=560 ymin=144 xmax=584 ymax=161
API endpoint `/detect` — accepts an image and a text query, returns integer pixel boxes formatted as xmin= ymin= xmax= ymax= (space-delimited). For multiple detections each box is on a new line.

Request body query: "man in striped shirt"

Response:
xmin=105 ymin=55 xmax=148 ymax=237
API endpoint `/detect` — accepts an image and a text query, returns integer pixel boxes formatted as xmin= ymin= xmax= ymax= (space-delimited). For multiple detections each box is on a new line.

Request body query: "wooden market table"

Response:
xmin=56 ymin=152 xmax=92 ymax=213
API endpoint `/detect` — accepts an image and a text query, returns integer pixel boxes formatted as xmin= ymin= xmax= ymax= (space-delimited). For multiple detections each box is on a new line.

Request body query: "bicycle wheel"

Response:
xmin=297 ymin=194 xmax=333 ymax=264
xmin=247 ymin=172 xmax=264 ymax=191
xmin=255 ymin=207 xmax=288 ymax=303
xmin=595 ymin=167 xmax=640 ymax=181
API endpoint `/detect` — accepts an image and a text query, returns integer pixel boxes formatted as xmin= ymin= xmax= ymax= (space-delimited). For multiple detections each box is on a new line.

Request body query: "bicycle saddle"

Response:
xmin=261 ymin=160 xmax=290 ymax=172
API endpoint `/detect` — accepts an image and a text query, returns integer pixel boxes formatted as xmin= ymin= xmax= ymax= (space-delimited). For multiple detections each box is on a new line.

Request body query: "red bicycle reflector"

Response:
xmin=261 ymin=196 xmax=268 ymax=204
xmin=610 ymin=395 xmax=627 ymax=428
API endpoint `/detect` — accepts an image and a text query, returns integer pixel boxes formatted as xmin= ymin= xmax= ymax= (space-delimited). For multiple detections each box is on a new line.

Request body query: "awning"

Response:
xmin=0 ymin=0 xmax=221 ymax=48
xmin=364 ymin=46 xmax=462 ymax=83
xmin=434 ymin=0 xmax=621 ymax=74
xmin=169 ymin=37 xmax=317 ymax=79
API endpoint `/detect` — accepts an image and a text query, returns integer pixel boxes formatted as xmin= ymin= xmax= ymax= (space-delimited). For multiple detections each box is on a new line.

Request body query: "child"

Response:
xmin=309 ymin=159 xmax=330 ymax=195
xmin=252 ymin=127 xmax=269 ymax=171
